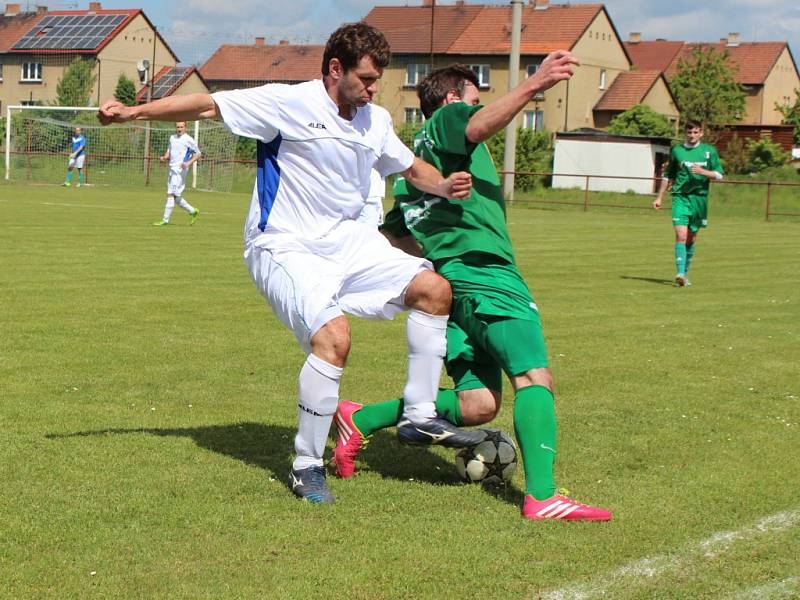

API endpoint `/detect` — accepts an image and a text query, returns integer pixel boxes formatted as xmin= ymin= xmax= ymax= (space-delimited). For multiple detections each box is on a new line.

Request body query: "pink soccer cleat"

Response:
xmin=333 ymin=400 xmax=366 ymax=478
xmin=522 ymin=494 xmax=612 ymax=522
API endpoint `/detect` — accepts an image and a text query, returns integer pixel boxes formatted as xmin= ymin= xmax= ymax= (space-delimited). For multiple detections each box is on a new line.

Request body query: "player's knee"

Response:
xmin=513 ymin=367 xmax=554 ymax=393
xmin=405 ymin=270 xmax=451 ymax=316
xmin=310 ymin=317 xmax=351 ymax=366
xmin=459 ymin=388 xmax=501 ymax=425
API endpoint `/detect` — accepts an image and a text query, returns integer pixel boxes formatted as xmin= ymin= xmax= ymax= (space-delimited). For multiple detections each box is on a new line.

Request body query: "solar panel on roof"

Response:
xmin=11 ymin=12 xmax=129 ymax=51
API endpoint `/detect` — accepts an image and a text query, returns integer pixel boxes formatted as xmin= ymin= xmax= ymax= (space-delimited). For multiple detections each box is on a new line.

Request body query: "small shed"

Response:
xmin=552 ymin=130 xmax=672 ymax=194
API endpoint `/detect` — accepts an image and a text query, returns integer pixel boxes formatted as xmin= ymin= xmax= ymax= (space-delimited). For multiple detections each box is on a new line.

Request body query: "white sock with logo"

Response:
xmin=162 ymin=197 xmax=175 ymax=222
xmin=178 ymin=197 xmax=196 ymax=214
xmin=292 ymin=353 xmax=342 ymax=471
xmin=402 ymin=310 xmax=448 ymax=424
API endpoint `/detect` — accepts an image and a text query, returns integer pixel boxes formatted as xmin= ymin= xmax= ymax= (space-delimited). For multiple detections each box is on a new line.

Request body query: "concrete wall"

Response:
xmin=552 ymin=138 xmax=668 ymax=194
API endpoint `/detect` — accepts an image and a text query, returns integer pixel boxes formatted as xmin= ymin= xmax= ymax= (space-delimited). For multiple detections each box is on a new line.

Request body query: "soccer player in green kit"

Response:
xmin=653 ymin=120 xmax=724 ymax=286
xmin=333 ymin=51 xmax=612 ymax=521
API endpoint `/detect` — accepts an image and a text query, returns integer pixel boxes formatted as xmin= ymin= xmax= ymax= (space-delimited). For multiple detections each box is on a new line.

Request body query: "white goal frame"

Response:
xmin=4 ymin=105 xmax=201 ymax=187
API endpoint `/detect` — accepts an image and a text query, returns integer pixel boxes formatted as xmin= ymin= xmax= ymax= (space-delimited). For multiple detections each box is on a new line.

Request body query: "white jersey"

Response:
xmin=168 ymin=133 xmax=200 ymax=173
xmin=211 ymin=79 xmax=414 ymax=249
xmin=367 ymin=168 xmax=386 ymax=201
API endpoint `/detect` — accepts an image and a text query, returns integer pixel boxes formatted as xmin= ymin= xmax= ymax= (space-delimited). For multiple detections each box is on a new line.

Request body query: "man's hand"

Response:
xmin=97 ymin=100 xmax=134 ymax=125
xmin=159 ymin=155 xmax=167 ymax=163
xmin=181 ymin=162 xmax=190 ymax=170
xmin=652 ymin=196 xmax=662 ymax=210
xmin=437 ymin=171 xmax=472 ymax=200
xmin=526 ymin=50 xmax=581 ymax=97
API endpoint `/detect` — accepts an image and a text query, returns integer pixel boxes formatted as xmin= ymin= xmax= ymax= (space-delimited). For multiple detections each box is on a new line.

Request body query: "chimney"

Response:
xmin=726 ymin=32 xmax=740 ymax=47
xmin=422 ymin=0 xmax=433 ymax=6
xmin=278 ymin=39 xmax=289 ymax=45
xmin=255 ymin=37 xmax=265 ymax=46
xmin=533 ymin=0 xmax=549 ymax=9
xmin=88 ymin=2 xmax=102 ymax=10
xmin=5 ymin=3 xmax=21 ymax=15
xmin=36 ymin=5 xmax=47 ymax=14
xmin=628 ymin=32 xmax=641 ymax=44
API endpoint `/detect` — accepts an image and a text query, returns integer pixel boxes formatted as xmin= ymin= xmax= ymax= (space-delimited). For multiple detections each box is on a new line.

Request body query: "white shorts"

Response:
xmin=356 ymin=197 xmax=385 ymax=228
xmin=68 ymin=155 xmax=85 ymax=169
xmin=167 ymin=169 xmax=187 ymax=196
xmin=244 ymin=220 xmax=431 ymax=353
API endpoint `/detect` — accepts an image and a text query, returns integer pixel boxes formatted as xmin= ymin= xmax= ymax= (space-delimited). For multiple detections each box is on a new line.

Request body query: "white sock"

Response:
xmin=402 ymin=310 xmax=448 ymax=424
xmin=162 ymin=197 xmax=175 ymax=222
xmin=292 ymin=353 xmax=342 ymax=471
xmin=178 ymin=197 xmax=196 ymax=214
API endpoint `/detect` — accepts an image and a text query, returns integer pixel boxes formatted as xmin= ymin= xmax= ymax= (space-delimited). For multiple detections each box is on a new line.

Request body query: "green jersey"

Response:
xmin=382 ymin=102 xmax=515 ymax=264
xmin=665 ymin=142 xmax=722 ymax=197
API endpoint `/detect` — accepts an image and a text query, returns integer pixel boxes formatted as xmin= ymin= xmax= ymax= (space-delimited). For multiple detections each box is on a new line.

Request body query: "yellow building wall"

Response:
xmin=95 ymin=14 xmax=177 ymax=105
xmin=642 ymin=79 xmax=680 ymax=126
xmin=740 ymin=86 xmax=763 ymax=125
xmin=0 ymin=55 xmax=74 ymax=107
xmin=172 ymin=73 xmax=209 ymax=97
xmin=760 ymin=48 xmax=800 ymax=125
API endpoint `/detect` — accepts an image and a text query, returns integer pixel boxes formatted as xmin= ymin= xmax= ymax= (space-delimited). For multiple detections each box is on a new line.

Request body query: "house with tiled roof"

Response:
xmin=200 ymin=39 xmax=324 ymax=91
xmin=593 ymin=69 xmax=677 ymax=128
xmin=364 ymin=0 xmax=677 ymax=132
xmin=625 ymin=33 xmax=800 ymax=126
xmin=0 ymin=2 xmax=199 ymax=111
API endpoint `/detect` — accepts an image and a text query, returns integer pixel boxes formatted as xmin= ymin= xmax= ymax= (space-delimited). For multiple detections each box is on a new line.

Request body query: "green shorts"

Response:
xmin=672 ymin=194 xmax=708 ymax=232
xmin=436 ymin=254 xmax=549 ymax=393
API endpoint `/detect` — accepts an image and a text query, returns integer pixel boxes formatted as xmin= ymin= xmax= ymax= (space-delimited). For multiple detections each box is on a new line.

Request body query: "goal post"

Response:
xmin=3 ymin=105 xmax=238 ymax=192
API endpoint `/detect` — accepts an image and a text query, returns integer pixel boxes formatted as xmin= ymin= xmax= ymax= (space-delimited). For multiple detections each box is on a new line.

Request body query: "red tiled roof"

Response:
xmin=136 ymin=65 xmax=204 ymax=103
xmin=624 ymin=40 xmax=683 ymax=73
xmin=0 ymin=12 xmax=44 ymax=52
xmin=200 ymin=44 xmax=325 ymax=83
xmin=364 ymin=3 xmax=606 ymax=55
xmin=594 ymin=69 xmax=662 ymax=111
xmin=627 ymin=40 xmax=793 ymax=85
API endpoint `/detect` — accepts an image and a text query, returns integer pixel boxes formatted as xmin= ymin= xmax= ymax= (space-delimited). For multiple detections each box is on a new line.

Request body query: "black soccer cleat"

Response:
xmin=397 ymin=416 xmax=488 ymax=448
xmin=288 ymin=465 xmax=335 ymax=504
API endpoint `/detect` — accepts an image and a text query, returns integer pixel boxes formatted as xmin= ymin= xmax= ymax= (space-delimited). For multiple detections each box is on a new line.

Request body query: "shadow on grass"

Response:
xmin=620 ymin=275 xmax=676 ymax=286
xmin=45 ymin=423 xmax=522 ymax=505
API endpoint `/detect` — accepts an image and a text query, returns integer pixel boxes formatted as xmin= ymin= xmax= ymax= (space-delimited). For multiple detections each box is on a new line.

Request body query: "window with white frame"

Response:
xmin=405 ymin=63 xmax=430 ymax=86
xmin=599 ymin=69 xmax=607 ymax=90
xmin=468 ymin=64 xmax=490 ymax=88
xmin=21 ymin=63 xmax=43 ymax=82
xmin=404 ymin=107 xmax=424 ymax=124
xmin=523 ymin=110 xmax=544 ymax=131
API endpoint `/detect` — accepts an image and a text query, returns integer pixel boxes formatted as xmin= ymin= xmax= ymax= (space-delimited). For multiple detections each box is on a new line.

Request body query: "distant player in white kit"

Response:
xmin=63 ymin=126 xmax=86 ymax=187
xmin=98 ymin=23 xmax=484 ymax=505
xmin=153 ymin=121 xmax=201 ymax=226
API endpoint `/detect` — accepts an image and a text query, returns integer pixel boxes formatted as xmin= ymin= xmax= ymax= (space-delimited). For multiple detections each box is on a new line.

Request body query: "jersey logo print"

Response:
xmin=308 ymin=122 xmax=327 ymax=130
xmin=403 ymin=197 xmax=442 ymax=228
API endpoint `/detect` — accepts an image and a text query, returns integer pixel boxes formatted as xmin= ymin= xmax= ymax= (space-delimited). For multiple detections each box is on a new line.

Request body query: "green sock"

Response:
xmin=514 ymin=385 xmax=557 ymax=500
xmin=675 ymin=242 xmax=687 ymax=275
xmin=685 ymin=243 xmax=695 ymax=273
xmin=65 ymin=171 xmax=73 ymax=183
xmin=78 ymin=171 xmax=84 ymax=184
xmin=351 ymin=389 xmax=463 ymax=437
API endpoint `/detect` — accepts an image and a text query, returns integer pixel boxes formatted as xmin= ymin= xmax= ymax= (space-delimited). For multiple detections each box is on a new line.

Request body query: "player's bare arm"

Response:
xmin=182 ymin=151 xmax=202 ymax=170
xmin=402 ymin=156 xmax=472 ymax=200
xmin=690 ymin=164 xmax=723 ymax=180
xmin=465 ymin=50 xmax=579 ymax=144
xmin=98 ymin=93 xmax=219 ymax=125
xmin=653 ymin=177 xmax=672 ymax=209
xmin=382 ymin=230 xmax=423 ymax=257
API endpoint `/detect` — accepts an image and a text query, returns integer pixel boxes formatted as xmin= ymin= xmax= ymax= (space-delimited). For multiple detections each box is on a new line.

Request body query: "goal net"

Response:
xmin=4 ymin=105 xmax=239 ymax=192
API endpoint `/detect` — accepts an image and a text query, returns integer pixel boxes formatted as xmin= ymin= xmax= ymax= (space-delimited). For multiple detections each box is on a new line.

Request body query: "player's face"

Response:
xmin=74 ymin=127 xmax=81 ymax=135
xmin=175 ymin=122 xmax=186 ymax=135
xmin=685 ymin=126 xmax=703 ymax=145
xmin=459 ymin=80 xmax=480 ymax=106
xmin=339 ymin=56 xmax=382 ymax=107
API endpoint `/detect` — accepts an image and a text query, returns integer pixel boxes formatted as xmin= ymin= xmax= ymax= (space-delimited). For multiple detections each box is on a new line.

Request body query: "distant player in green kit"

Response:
xmin=333 ymin=51 xmax=612 ymax=522
xmin=653 ymin=120 xmax=723 ymax=286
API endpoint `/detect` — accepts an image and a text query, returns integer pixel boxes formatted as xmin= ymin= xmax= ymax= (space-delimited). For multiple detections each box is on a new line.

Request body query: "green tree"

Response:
xmin=670 ymin=47 xmax=746 ymax=138
xmin=775 ymin=87 xmax=800 ymax=146
xmin=114 ymin=73 xmax=137 ymax=107
xmin=607 ymin=104 xmax=675 ymax=138
xmin=55 ymin=57 xmax=96 ymax=107
xmin=486 ymin=127 xmax=554 ymax=191
xmin=746 ymin=138 xmax=790 ymax=172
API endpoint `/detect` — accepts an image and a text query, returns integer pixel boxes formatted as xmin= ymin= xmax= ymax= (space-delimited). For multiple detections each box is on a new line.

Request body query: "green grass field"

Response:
xmin=1 ymin=183 xmax=798 ymax=599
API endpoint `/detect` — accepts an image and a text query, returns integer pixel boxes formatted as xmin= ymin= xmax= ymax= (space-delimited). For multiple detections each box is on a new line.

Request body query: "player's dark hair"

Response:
xmin=322 ymin=23 xmax=390 ymax=76
xmin=685 ymin=119 xmax=702 ymax=130
xmin=417 ymin=65 xmax=479 ymax=118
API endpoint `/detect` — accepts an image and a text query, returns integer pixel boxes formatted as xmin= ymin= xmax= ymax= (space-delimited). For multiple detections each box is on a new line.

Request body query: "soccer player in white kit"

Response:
xmin=153 ymin=121 xmax=201 ymax=226
xmin=98 ymin=23 xmax=485 ymax=504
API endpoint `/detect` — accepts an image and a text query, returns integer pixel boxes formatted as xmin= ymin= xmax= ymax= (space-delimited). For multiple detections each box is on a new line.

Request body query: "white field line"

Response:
xmin=723 ymin=577 xmax=799 ymax=600
xmin=41 ymin=201 xmax=130 ymax=210
xmin=542 ymin=509 xmax=800 ymax=600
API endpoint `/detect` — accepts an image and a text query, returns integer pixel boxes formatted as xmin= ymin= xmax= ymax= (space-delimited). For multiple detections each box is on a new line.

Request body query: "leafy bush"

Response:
xmin=721 ymin=134 xmax=748 ymax=174
xmin=607 ymin=104 xmax=675 ymax=138
xmin=746 ymin=138 xmax=790 ymax=172
xmin=486 ymin=127 xmax=553 ymax=191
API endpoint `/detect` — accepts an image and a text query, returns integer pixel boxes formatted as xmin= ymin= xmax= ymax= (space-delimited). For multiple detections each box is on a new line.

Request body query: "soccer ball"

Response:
xmin=455 ymin=428 xmax=517 ymax=486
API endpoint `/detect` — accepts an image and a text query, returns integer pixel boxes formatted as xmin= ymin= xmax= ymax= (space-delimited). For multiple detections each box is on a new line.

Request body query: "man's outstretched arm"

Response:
xmin=465 ymin=50 xmax=580 ymax=144
xmin=402 ymin=157 xmax=472 ymax=200
xmin=98 ymin=94 xmax=219 ymax=125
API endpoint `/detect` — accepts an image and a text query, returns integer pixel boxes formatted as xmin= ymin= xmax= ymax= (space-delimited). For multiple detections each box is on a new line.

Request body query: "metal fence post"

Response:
xmin=583 ymin=176 xmax=590 ymax=211
xmin=765 ymin=182 xmax=772 ymax=222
